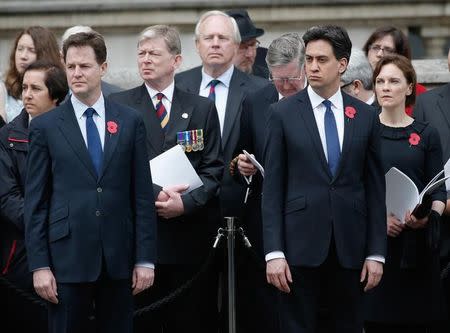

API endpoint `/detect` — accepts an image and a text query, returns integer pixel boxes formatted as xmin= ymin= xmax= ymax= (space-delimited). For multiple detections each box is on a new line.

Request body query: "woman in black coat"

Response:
xmin=0 ymin=60 xmax=67 ymax=331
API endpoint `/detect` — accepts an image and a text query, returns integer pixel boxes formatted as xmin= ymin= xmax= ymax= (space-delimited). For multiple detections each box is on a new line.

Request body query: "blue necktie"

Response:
xmin=84 ymin=107 xmax=103 ymax=177
xmin=323 ymin=100 xmax=340 ymax=176
xmin=207 ymin=79 xmax=221 ymax=102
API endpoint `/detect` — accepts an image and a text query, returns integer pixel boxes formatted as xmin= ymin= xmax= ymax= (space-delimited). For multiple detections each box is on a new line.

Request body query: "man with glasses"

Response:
xmin=231 ymin=32 xmax=306 ymax=333
xmin=340 ymin=48 xmax=377 ymax=107
xmin=226 ymin=9 xmax=270 ymax=78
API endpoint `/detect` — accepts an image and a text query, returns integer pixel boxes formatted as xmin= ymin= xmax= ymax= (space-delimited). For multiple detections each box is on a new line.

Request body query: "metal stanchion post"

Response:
xmin=224 ymin=216 xmax=237 ymax=333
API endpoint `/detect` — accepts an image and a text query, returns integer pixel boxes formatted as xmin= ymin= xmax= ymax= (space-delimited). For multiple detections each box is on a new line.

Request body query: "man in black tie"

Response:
xmin=24 ymin=32 xmax=157 ymax=333
xmin=110 ymin=25 xmax=223 ymax=332
xmin=262 ymin=25 xmax=386 ymax=333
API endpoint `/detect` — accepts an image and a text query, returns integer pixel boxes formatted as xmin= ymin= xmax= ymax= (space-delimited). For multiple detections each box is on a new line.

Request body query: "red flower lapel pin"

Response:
xmin=344 ymin=106 xmax=357 ymax=120
xmin=107 ymin=121 xmax=118 ymax=134
xmin=409 ymin=132 xmax=420 ymax=146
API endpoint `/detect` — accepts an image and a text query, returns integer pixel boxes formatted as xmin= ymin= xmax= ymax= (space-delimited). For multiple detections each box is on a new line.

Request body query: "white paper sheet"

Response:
xmin=243 ymin=150 xmax=265 ymax=178
xmin=149 ymin=145 xmax=203 ymax=194
xmin=385 ymin=167 xmax=420 ymax=223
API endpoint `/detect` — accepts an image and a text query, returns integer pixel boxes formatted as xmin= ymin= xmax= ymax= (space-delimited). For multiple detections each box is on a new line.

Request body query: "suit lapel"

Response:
xmin=222 ymin=69 xmax=245 ymax=148
xmin=133 ymin=84 xmax=165 ymax=155
xmin=57 ymin=101 xmax=98 ymax=180
xmin=99 ymin=99 xmax=122 ymax=180
xmin=297 ymin=91 xmax=331 ymax=178
xmin=163 ymin=88 xmax=193 ymax=149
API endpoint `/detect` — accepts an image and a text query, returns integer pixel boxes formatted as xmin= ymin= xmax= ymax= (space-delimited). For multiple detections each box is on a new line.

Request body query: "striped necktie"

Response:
xmin=208 ymin=79 xmax=221 ymax=102
xmin=155 ymin=92 xmax=169 ymax=130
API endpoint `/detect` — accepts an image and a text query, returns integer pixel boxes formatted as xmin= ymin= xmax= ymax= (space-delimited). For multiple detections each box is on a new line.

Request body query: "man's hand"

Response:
xmin=266 ymin=258 xmax=292 ymax=293
xmin=237 ymin=154 xmax=257 ymax=177
xmin=405 ymin=210 xmax=428 ymax=229
xmin=387 ymin=213 xmax=405 ymax=237
xmin=132 ymin=266 xmax=155 ymax=295
xmin=155 ymin=184 xmax=189 ymax=219
xmin=156 ymin=190 xmax=170 ymax=202
xmin=360 ymin=260 xmax=383 ymax=292
xmin=33 ymin=269 xmax=58 ymax=304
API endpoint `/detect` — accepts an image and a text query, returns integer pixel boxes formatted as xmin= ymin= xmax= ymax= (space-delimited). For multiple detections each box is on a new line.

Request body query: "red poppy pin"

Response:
xmin=409 ymin=132 xmax=420 ymax=146
xmin=107 ymin=121 xmax=118 ymax=134
xmin=345 ymin=106 xmax=357 ymax=120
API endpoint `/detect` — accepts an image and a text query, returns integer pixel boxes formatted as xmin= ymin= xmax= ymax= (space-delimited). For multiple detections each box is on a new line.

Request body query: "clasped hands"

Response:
xmin=387 ymin=210 xmax=428 ymax=237
xmin=155 ymin=184 xmax=188 ymax=219
xmin=237 ymin=154 xmax=257 ymax=177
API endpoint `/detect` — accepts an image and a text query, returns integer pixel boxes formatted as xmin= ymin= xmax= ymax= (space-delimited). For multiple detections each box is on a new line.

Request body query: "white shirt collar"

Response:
xmin=145 ymin=80 xmax=175 ymax=103
xmin=366 ymin=93 xmax=376 ymax=105
xmin=200 ymin=65 xmax=234 ymax=90
xmin=71 ymin=93 xmax=105 ymax=120
xmin=307 ymin=85 xmax=343 ymax=111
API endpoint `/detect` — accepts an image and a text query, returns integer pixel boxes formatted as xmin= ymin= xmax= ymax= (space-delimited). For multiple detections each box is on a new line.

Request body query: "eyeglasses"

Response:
xmin=239 ymin=40 xmax=260 ymax=51
xmin=269 ymin=76 xmax=303 ymax=84
xmin=340 ymin=81 xmax=354 ymax=89
xmin=369 ymin=45 xmax=395 ymax=54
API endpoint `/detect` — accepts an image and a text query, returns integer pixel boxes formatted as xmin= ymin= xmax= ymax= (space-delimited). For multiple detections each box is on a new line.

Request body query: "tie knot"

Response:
xmin=322 ymin=100 xmax=332 ymax=109
xmin=156 ymin=93 xmax=165 ymax=102
xmin=84 ymin=107 xmax=96 ymax=118
xmin=209 ymin=79 xmax=220 ymax=88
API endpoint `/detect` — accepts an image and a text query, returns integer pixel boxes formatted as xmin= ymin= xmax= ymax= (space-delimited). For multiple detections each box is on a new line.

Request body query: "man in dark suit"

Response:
xmin=226 ymin=9 xmax=269 ymax=79
xmin=231 ymin=32 xmax=306 ymax=333
xmin=262 ymin=25 xmax=387 ymax=333
xmin=24 ymin=32 xmax=157 ymax=333
xmin=175 ymin=10 xmax=267 ymax=218
xmin=414 ymin=46 xmax=450 ymax=328
xmin=110 ymin=25 xmax=223 ymax=333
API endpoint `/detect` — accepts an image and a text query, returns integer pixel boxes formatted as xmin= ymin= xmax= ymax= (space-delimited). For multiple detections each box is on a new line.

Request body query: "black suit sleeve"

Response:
xmin=365 ymin=111 xmax=387 ymax=257
xmin=261 ymin=105 xmax=286 ymax=254
xmin=424 ymin=125 xmax=446 ymax=203
xmin=132 ymin=116 xmax=157 ymax=263
xmin=181 ymin=102 xmax=224 ymax=215
xmin=24 ymin=120 xmax=52 ymax=270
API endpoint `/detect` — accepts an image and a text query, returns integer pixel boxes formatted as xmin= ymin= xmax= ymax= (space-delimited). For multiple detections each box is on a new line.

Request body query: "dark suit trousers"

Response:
xmin=278 ymin=241 xmax=364 ymax=333
xmin=135 ymin=263 xmax=219 ymax=333
xmin=48 ymin=277 xmax=133 ymax=333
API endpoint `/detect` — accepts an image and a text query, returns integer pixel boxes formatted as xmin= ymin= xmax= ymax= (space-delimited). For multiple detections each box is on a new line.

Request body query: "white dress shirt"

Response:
xmin=145 ymin=80 xmax=175 ymax=115
xmin=199 ymin=65 xmax=234 ymax=135
xmin=266 ymin=86 xmax=384 ymax=264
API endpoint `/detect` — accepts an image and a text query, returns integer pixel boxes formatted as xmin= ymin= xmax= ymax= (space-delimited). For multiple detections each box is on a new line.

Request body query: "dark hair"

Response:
xmin=5 ymin=26 xmax=61 ymax=99
xmin=373 ymin=54 xmax=416 ymax=107
xmin=62 ymin=31 xmax=107 ymax=65
xmin=363 ymin=26 xmax=411 ymax=59
xmin=302 ymin=25 xmax=352 ymax=63
xmin=24 ymin=60 xmax=69 ymax=105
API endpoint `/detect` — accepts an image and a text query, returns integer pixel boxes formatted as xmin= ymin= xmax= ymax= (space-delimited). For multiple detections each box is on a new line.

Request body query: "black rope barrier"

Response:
xmin=0 ymin=275 xmax=46 ymax=308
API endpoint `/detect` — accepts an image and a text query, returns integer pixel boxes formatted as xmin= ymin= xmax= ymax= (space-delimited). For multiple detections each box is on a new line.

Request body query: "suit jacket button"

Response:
xmin=97 ymin=187 xmax=102 ymax=193
xmin=95 ymin=210 xmax=101 ymax=217
xmin=330 ymin=186 xmax=335 ymax=191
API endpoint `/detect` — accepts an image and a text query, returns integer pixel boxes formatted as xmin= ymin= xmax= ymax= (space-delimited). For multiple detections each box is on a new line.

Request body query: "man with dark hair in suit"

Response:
xmin=175 ymin=10 xmax=267 ymax=218
xmin=232 ymin=32 xmax=306 ymax=333
xmin=262 ymin=25 xmax=387 ymax=333
xmin=414 ymin=46 xmax=450 ymax=329
xmin=110 ymin=25 xmax=223 ymax=333
xmin=24 ymin=31 xmax=157 ymax=333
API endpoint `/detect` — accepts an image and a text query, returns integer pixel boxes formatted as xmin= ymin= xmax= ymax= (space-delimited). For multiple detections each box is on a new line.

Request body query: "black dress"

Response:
xmin=365 ymin=120 xmax=447 ymax=325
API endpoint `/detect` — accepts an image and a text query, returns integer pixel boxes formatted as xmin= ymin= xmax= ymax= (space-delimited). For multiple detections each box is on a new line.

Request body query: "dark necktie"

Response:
xmin=155 ymin=93 xmax=169 ymax=130
xmin=208 ymin=79 xmax=221 ymax=102
xmin=84 ymin=107 xmax=103 ymax=177
xmin=322 ymin=100 xmax=340 ymax=176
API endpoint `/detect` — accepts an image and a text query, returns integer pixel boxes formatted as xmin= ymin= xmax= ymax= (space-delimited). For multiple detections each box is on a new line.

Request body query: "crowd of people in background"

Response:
xmin=0 ymin=8 xmax=449 ymax=333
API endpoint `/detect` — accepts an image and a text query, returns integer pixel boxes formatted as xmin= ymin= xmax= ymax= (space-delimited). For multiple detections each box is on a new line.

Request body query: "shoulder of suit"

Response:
xmin=418 ymin=82 xmax=450 ymax=101
xmin=108 ymin=85 xmax=142 ymax=102
xmin=175 ymin=66 xmax=201 ymax=81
